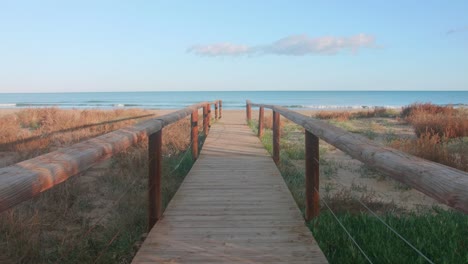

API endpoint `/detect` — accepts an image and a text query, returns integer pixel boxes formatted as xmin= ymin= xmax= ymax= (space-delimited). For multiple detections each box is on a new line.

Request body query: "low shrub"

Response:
xmin=390 ymin=132 xmax=468 ymax=172
xmin=401 ymin=103 xmax=467 ymax=139
xmin=316 ymin=108 xmax=395 ymax=121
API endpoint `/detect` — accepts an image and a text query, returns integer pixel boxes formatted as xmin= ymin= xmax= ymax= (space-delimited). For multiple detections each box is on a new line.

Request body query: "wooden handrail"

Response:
xmin=247 ymin=100 xmax=468 ymax=215
xmin=0 ymin=100 xmax=222 ymax=216
xmin=0 ymin=113 xmax=155 ymax=150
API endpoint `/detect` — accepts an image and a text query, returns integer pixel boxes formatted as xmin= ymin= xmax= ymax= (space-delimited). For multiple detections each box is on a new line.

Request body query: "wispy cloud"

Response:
xmin=446 ymin=26 xmax=468 ymax=35
xmin=187 ymin=34 xmax=377 ymax=57
xmin=187 ymin=43 xmax=252 ymax=56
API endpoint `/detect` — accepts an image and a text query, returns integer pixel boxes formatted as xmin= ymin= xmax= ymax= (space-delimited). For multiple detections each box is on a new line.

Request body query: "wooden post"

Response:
xmin=215 ymin=102 xmax=219 ymax=119
xmin=203 ymin=105 xmax=208 ymax=135
xmin=218 ymin=100 xmax=222 ymax=119
xmin=246 ymin=101 xmax=251 ymax=122
xmin=148 ymin=130 xmax=162 ymax=230
xmin=207 ymin=104 xmax=211 ymax=128
xmin=305 ymin=131 xmax=320 ymax=220
xmin=258 ymin=106 xmax=264 ymax=137
xmin=272 ymin=111 xmax=280 ymax=165
xmin=191 ymin=110 xmax=199 ymax=160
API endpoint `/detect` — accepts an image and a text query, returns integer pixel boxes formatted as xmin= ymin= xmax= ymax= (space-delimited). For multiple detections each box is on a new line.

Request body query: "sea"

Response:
xmin=0 ymin=91 xmax=467 ymax=110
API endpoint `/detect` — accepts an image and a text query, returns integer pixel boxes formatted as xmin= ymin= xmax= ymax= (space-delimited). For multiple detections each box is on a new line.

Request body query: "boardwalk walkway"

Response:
xmin=132 ymin=112 xmax=328 ymax=263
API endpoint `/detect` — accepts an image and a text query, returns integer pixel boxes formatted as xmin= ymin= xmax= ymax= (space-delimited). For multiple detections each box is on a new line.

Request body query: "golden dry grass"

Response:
xmin=0 ymin=108 xmax=153 ymax=163
xmin=0 ymin=108 xmax=201 ymax=263
xmin=315 ymin=108 xmax=395 ymax=121
xmin=390 ymin=132 xmax=468 ymax=172
xmin=402 ymin=103 xmax=468 ymax=138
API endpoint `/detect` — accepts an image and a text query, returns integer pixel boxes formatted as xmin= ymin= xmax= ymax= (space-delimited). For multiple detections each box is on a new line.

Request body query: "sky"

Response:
xmin=0 ymin=0 xmax=467 ymax=93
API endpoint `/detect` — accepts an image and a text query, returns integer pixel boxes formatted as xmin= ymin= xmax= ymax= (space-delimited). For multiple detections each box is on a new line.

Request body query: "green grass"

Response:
xmin=248 ymin=121 xmax=468 ymax=264
xmin=309 ymin=209 xmax=467 ymax=264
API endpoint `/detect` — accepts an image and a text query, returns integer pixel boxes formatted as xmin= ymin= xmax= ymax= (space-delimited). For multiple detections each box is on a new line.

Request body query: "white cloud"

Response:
xmin=264 ymin=34 xmax=376 ymax=55
xmin=188 ymin=34 xmax=377 ymax=57
xmin=187 ymin=43 xmax=252 ymax=56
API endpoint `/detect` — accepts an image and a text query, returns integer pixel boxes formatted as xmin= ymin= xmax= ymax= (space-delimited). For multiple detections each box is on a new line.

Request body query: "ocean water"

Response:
xmin=0 ymin=91 xmax=466 ymax=110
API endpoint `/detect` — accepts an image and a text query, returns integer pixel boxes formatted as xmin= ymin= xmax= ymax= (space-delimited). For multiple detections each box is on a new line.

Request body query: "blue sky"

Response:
xmin=0 ymin=0 xmax=467 ymax=92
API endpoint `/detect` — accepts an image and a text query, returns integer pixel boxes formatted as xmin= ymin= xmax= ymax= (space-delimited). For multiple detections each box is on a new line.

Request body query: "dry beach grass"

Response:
xmin=0 ymin=108 xmax=202 ymax=263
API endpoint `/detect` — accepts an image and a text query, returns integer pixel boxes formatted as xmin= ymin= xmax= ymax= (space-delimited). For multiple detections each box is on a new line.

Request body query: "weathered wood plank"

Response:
xmin=132 ymin=111 xmax=328 ymax=263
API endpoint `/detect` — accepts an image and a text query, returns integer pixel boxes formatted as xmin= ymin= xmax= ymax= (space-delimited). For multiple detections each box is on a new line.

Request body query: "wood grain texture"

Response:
xmin=0 ymin=101 xmax=220 ymax=213
xmin=148 ymin=130 xmax=163 ymax=230
xmin=305 ymin=131 xmax=320 ymax=220
xmin=246 ymin=100 xmax=252 ymax=122
xmin=258 ymin=106 xmax=264 ymax=138
xmin=249 ymin=102 xmax=468 ymax=213
xmin=132 ymin=111 xmax=328 ymax=263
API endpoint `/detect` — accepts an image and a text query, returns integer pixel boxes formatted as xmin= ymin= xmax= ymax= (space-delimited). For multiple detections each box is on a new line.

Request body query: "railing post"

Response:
xmin=191 ymin=110 xmax=199 ymax=160
xmin=215 ymin=102 xmax=219 ymax=119
xmin=218 ymin=100 xmax=222 ymax=119
xmin=258 ymin=106 xmax=264 ymax=137
xmin=207 ymin=104 xmax=211 ymax=128
xmin=246 ymin=100 xmax=251 ymax=122
xmin=272 ymin=111 xmax=280 ymax=165
xmin=305 ymin=131 xmax=320 ymax=220
xmin=203 ymin=104 xmax=209 ymax=135
xmin=148 ymin=130 xmax=162 ymax=230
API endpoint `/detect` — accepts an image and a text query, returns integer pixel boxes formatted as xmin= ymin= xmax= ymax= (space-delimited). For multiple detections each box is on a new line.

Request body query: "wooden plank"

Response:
xmin=249 ymin=102 xmax=468 ymax=213
xmin=132 ymin=111 xmax=327 ymax=263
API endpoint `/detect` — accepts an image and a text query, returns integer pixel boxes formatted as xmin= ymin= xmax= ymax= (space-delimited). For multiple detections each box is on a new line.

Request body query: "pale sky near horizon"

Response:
xmin=0 ymin=0 xmax=467 ymax=93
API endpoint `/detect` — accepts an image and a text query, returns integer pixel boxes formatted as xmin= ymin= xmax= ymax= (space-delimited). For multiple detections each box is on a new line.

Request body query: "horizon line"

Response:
xmin=0 ymin=90 xmax=467 ymax=94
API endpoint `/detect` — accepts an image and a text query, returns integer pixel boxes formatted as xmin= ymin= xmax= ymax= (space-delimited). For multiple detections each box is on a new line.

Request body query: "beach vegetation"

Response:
xmin=401 ymin=103 xmax=468 ymax=139
xmin=315 ymin=107 xmax=397 ymax=121
xmin=0 ymin=110 xmax=205 ymax=263
xmin=248 ymin=109 xmax=467 ymax=264
xmin=0 ymin=108 xmax=154 ymax=164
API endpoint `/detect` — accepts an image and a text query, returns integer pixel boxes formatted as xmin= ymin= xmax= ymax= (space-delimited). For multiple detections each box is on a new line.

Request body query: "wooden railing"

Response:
xmin=0 ymin=100 xmax=222 ymax=230
xmin=0 ymin=113 xmax=155 ymax=150
xmin=246 ymin=100 xmax=468 ymax=219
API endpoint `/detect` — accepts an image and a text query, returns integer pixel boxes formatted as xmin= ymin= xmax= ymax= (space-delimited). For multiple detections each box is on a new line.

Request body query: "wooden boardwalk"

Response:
xmin=132 ymin=112 xmax=328 ymax=263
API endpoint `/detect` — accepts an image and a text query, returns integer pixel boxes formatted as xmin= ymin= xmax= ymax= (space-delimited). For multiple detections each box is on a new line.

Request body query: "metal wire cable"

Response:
xmin=331 ymin=180 xmax=435 ymax=264
xmin=57 ymin=116 xmax=212 ymax=263
xmin=166 ymin=140 xmax=194 ymax=175
xmin=282 ymin=144 xmax=434 ymax=263
xmin=316 ymin=186 xmax=374 ymax=264
xmin=358 ymin=200 xmax=435 ymax=264
xmin=275 ymin=152 xmax=374 ymax=263
xmin=92 ymin=230 xmax=122 ymax=264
